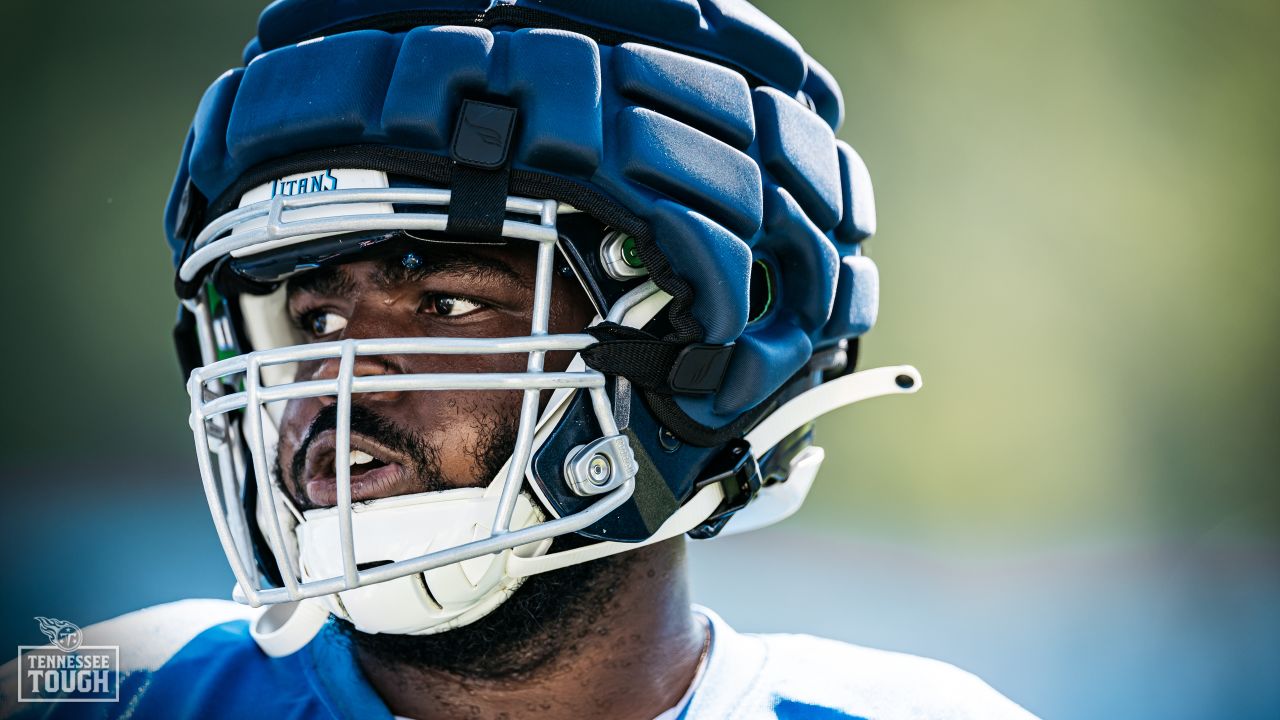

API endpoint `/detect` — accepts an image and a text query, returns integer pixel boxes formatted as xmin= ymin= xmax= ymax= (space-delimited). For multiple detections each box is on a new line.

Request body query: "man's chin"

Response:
xmin=336 ymin=550 xmax=635 ymax=680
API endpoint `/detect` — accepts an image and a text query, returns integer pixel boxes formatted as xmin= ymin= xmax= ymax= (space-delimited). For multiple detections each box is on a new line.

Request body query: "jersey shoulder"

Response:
xmin=0 ymin=599 xmax=318 ymax=719
xmin=689 ymin=607 xmax=1039 ymax=720
xmin=758 ymin=632 xmax=1039 ymax=719
xmin=79 ymin=598 xmax=258 ymax=673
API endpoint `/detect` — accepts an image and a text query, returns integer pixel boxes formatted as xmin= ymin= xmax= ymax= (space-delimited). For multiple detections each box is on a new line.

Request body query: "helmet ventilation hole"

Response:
xmin=748 ymin=259 xmax=776 ymax=324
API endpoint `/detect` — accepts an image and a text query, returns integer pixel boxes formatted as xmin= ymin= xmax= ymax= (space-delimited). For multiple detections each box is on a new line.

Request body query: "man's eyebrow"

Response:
xmin=287 ymin=265 xmax=355 ymax=299
xmin=373 ymin=251 xmax=526 ymax=289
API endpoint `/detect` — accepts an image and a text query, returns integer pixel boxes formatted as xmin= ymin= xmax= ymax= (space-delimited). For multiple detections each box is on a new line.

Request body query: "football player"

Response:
xmin=3 ymin=1 xmax=1038 ymax=718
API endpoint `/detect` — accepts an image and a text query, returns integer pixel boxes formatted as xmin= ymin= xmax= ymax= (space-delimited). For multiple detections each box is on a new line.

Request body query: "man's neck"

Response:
xmin=357 ymin=538 xmax=706 ymax=720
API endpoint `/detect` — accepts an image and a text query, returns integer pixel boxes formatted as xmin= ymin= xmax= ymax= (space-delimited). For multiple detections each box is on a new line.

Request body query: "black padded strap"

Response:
xmin=446 ymin=162 xmax=510 ymax=239
xmin=583 ymin=322 xmax=733 ymax=396
xmin=447 ymin=100 xmax=518 ymax=240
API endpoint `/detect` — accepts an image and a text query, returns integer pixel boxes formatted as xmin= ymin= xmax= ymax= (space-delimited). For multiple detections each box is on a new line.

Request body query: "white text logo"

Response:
xmin=17 ymin=617 xmax=119 ymax=703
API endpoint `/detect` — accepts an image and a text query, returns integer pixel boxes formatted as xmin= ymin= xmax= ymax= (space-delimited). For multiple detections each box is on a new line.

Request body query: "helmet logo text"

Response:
xmin=271 ymin=170 xmax=339 ymax=198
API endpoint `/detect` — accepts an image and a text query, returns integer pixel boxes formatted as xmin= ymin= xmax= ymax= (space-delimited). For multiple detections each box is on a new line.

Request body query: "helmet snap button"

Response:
xmin=658 ymin=427 xmax=682 ymax=453
xmin=587 ymin=454 xmax=612 ymax=485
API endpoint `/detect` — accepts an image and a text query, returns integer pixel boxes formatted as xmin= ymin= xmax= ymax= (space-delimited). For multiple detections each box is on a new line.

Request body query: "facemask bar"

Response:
xmin=182 ymin=189 xmax=639 ymax=608
xmin=178 ymin=187 xmax=577 ymax=284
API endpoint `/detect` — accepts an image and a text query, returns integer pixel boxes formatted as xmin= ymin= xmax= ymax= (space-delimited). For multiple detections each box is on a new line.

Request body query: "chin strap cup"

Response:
xmin=249 ymin=598 xmax=331 ymax=658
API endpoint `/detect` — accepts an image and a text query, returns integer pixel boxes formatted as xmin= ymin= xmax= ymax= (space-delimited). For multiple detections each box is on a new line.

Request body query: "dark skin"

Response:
xmin=275 ymin=241 xmax=706 ymax=720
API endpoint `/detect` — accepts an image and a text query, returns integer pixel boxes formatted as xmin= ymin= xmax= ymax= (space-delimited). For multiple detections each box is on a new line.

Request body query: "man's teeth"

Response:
xmin=349 ymin=450 xmax=376 ymax=467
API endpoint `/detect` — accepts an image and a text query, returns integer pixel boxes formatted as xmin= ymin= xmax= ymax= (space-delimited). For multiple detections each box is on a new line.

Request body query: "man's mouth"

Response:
xmin=300 ymin=431 xmax=415 ymax=508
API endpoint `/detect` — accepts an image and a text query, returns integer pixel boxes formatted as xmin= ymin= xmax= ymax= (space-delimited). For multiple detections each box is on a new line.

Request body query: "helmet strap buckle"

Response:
xmin=687 ymin=439 xmax=761 ymax=539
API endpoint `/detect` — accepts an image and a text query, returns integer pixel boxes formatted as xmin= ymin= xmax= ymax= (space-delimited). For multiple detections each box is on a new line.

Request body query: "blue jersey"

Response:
xmin=2 ymin=600 xmax=1037 ymax=719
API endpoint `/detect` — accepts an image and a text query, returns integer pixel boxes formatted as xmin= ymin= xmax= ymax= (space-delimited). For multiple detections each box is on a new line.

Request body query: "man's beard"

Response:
xmin=335 ymin=547 xmax=634 ymax=680
xmin=278 ymin=400 xmax=635 ymax=679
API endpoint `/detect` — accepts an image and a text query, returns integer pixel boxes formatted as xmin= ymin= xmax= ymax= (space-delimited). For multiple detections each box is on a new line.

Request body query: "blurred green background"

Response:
xmin=1 ymin=1 xmax=1276 ymax=717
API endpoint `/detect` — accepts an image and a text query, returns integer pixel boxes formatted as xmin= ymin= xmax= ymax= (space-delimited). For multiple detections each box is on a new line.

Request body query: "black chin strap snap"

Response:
xmin=583 ymin=322 xmax=734 ymax=396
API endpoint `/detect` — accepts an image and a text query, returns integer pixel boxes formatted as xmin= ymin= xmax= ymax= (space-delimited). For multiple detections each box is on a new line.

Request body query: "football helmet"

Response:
xmin=164 ymin=0 xmax=920 ymax=655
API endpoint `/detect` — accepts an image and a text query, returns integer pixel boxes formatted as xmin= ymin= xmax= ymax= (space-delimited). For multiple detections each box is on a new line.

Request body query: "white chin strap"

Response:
xmin=299 ymin=483 xmax=551 ymax=636
xmin=250 ymin=363 xmax=921 ymax=656
xmin=251 ymin=479 xmax=552 ymax=654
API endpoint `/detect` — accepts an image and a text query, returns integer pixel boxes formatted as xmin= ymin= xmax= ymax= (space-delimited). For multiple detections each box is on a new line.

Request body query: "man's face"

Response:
xmin=273 ymin=240 xmax=594 ymax=510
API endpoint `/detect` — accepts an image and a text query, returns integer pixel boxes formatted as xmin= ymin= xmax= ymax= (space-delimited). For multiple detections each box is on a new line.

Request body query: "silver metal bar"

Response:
xmin=183 ymin=212 xmax=558 ymax=282
xmin=214 ymin=438 xmax=254 ymax=575
xmin=190 ymin=297 xmax=219 ymax=368
xmin=189 ymin=292 xmax=265 ymax=600
xmin=357 ymin=476 xmax=633 ymax=589
xmin=589 ymin=386 xmax=621 ymax=437
xmin=345 ymin=334 xmax=595 ymax=356
xmin=334 ymin=341 xmax=359 ymax=589
xmin=492 ymin=218 xmax=559 ymax=533
xmin=244 ymin=356 xmax=303 ymax=600
xmin=189 ymin=376 xmax=263 ymax=607
xmin=191 ymin=293 xmax=265 ymax=583
xmin=194 ymin=334 xmax=598 ymax=383
xmin=237 ymin=187 xmax=545 ymax=217
xmin=529 ymin=233 xmax=557 ymax=338
xmin=539 ymin=198 xmax=558 ymax=227
xmin=193 ymin=188 xmax=552 ymax=254
xmin=193 ymin=292 xmax=260 ymax=574
xmin=492 ymin=389 xmax=542 ymax=535
xmin=266 ymin=193 xmax=286 ymax=241
xmin=200 ymin=371 xmax=605 ymax=417
xmin=223 ymin=415 xmax=259 ymax=575
xmin=606 ymin=280 xmax=660 ymax=324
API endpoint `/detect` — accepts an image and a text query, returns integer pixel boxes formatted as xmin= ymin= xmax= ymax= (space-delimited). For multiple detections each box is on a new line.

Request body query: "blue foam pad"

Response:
xmin=831 ymin=141 xmax=876 ymax=248
xmin=802 ymin=59 xmax=844 ymax=131
xmin=188 ymin=69 xmax=243 ymax=192
xmin=505 ymin=30 xmax=604 ymax=176
xmin=711 ymin=320 xmax=812 ymax=416
xmin=256 ymin=0 xmax=489 ymax=51
xmin=753 ymin=87 xmax=842 ymax=231
xmin=755 ymin=185 xmax=839 ymax=335
xmin=648 ymin=200 xmax=751 ymax=346
xmin=612 ymin=43 xmax=754 ymax=150
xmin=822 ymin=255 xmax=879 ymax=341
xmin=617 ymin=107 xmax=761 ymax=239
xmin=228 ymin=31 xmax=401 ymax=169
xmin=383 ymin=26 xmax=494 ymax=152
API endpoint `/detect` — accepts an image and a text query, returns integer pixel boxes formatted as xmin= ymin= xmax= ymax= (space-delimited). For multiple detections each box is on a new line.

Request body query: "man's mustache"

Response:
xmin=287 ymin=403 xmax=428 ymax=493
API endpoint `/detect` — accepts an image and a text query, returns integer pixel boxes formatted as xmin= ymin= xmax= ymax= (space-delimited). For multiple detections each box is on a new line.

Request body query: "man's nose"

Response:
xmin=308 ymin=353 xmax=408 ymax=406
xmin=308 ymin=305 xmax=413 ymax=404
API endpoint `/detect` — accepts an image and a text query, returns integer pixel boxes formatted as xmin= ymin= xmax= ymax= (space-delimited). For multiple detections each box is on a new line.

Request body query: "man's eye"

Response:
xmin=425 ymin=295 xmax=483 ymax=317
xmin=305 ymin=311 xmax=348 ymax=337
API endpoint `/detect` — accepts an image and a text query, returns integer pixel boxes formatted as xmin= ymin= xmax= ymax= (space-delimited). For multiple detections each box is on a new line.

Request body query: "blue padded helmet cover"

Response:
xmin=165 ymin=0 xmax=880 ymax=431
